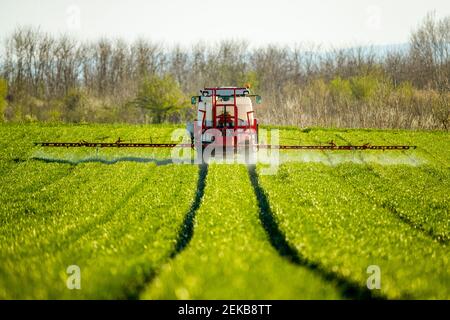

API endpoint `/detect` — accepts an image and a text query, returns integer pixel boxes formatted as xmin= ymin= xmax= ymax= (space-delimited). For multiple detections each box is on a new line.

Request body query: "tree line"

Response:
xmin=0 ymin=12 xmax=448 ymax=129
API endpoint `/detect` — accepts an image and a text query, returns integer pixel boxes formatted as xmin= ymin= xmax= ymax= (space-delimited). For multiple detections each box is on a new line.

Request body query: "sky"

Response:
xmin=0 ymin=0 xmax=449 ymax=48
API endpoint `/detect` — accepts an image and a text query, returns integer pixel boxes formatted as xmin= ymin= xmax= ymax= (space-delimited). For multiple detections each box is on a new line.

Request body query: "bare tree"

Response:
xmin=410 ymin=12 xmax=450 ymax=90
xmin=0 ymin=15 xmax=448 ymax=128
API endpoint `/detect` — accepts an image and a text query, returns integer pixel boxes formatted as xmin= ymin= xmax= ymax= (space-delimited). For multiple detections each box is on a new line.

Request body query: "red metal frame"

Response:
xmin=199 ymin=109 xmax=206 ymax=127
xmin=201 ymin=87 xmax=258 ymax=149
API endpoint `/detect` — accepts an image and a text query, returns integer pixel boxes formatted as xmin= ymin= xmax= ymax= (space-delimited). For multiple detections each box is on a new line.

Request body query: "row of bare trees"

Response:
xmin=0 ymin=13 xmax=448 ymax=128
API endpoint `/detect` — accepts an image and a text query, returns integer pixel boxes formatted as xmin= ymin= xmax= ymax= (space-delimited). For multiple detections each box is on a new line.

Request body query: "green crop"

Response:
xmin=0 ymin=162 xmax=198 ymax=299
xmin=0 ymin=124 xmax=198 ymax=299
xmin=142 ymin=164 xmax=341 ymax=299
xmin=333 ymin=164 xmax=450 ymax=242
xmin=258 ymin=163 xmax=450 ymax=299
xmin=0 ymin=123 xmax=448 ymax=299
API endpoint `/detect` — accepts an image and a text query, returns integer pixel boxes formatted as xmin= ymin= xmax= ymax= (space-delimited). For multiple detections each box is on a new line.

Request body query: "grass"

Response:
xmin=0 ymin=123 xmax=448 ymax=299
xmin=0 ymin=162 xmax=198 ymax=299
xmin=0 ymin=124 xmax=198 ymax=299
xmin=258 ymin=163 xmax=449 ymax=299
xmin=142 ymin=164 xmax=341 ymax=299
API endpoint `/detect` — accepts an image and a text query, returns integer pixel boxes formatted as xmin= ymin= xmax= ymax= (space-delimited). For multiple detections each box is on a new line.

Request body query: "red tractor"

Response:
xmin=187 ymin=87 xmax=262 ymax=154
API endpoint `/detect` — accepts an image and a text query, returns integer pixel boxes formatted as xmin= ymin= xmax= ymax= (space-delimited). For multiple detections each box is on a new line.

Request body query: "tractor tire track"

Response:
xmin=247 ymin=165 xmax=383 ymax=300
xmin=129 ymin=164 xmax=209 ymax=299
xmin=170 ymin=164 xmax=208 ymax=257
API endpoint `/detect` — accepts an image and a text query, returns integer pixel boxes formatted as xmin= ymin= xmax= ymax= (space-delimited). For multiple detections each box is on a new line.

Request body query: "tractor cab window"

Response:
xmin=201 ymin=88 xmax=249 ymax=97
xmin=216 ymin=106 xmax=235 ymax=128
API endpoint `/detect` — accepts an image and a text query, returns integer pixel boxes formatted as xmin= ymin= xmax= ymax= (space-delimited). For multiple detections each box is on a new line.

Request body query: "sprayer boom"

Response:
xmin=34 ymin=141 xmax=416 ymax=150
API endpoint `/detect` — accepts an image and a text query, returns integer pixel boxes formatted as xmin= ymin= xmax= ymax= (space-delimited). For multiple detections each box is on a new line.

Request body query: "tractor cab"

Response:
xmin=187 ymin=87 xmax=262 ymax=151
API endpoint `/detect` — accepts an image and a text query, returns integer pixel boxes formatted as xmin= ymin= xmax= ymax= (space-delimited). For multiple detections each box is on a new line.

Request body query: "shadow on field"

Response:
xmin=128 ymin=164 xmax=209 ymax=299
xmin=171 ymin=164 xmax=209 ymax=257
xmin=31 ymin=156 xmax=173 ymax=166
xmin=247 ymin=165 xmax=385 ymax=300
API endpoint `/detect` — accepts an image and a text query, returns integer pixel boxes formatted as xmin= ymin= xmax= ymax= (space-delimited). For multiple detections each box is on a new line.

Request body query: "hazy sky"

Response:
xmin=1 ymin=0 xmax=449 ymax=47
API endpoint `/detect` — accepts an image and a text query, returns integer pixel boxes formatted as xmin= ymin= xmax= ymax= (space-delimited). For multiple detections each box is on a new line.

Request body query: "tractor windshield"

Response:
xmin=201 ymin=88 xmax=249 ymax=97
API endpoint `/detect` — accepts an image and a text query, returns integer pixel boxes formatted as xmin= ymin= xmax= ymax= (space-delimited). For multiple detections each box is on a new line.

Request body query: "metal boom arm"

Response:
xmin=34 ymin=141 xmax=416 ymax=150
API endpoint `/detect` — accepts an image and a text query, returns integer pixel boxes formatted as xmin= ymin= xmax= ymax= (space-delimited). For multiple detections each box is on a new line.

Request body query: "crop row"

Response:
xmin=0 ymin=124 xmax=448 ymax=299
xmin=0 ymin=162 xmax=198 ymax=299
xmin=333 ymin=164 xmax=449 ymax=242
xmin=258 ymin=163 xmax=450 ymax=299
xmin=142 ymin=164 xmax=342 ymax=299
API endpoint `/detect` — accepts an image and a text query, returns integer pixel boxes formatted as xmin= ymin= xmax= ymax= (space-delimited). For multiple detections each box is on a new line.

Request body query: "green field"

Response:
xmin=0 ymin=123 xmax=448 ymax=299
